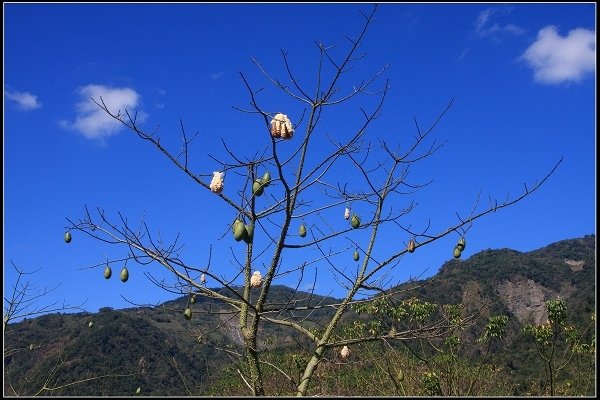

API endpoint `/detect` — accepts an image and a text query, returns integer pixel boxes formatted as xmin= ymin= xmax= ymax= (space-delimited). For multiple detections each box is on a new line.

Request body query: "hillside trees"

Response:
xmin=523 ymin=298 xmax=595 ymax=396
xmin=3 ymin=262 xmax=132 ymax=396
xmin=66 ymin=5 xmax=562 ymax=396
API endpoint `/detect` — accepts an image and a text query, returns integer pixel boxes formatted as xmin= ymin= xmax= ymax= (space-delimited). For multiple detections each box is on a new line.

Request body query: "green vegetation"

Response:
xmin=522 ymin=298 xmax=595 ymax=396
xmin=4 ymin=235 xmax=595 ymax=396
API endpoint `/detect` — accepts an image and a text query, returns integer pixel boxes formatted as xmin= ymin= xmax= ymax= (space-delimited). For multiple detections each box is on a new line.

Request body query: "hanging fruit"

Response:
xmin=353 ymin=249 xmax=360 ymax=261
xmin=232 ymin=219 xmax=240 ymax=233
xmin=408 ymin=239 xmax=416 ymax=253
xmin=340 ymin=345 xmax=350 ymax=359
xmin=262 ymin=171 xmax=272 ymax=187
xmin=190 ymin=294 xmax=196 ymax=304
xmin=88 ymin=321 xmax=94 ymax=328
xmin=184 ymin=308 xmax=192 ymax=320
xmin=120 ymin=267 xmax=129 ymax=282
xmin=252 ymin=179 xmax=264 ymax=197
xmin=250 ymin=271 xmax=263 ymax=288
xmin=351 ymin=214 xmax=360 ymax=229
xmin=456 ymin=237 xmax=466 ymax=251
xmin=243 ymin=224 xmax=254 ymax=244
xmin=209 ymin=171 xmax=225 ymax=194
xmin=397 ymin=369 xmax=404 ymax=382
xmin=299 ymin=224 xmax=307 ymax=238
xmin=200 ymin=273 xmax=206 ymax=285
xmin=453 ymin=247 xmax=462 ymax=259
xmin=64 ymin=231 xmax=72 ymax=243
xmin=344 ymin=207 xmax=350 ymax=220
xmin=270 ymin=113 xmax=294 ymax=139
xmin=104 ymin=265 xmax=112 ymax=279
xmin=136 ymin=387 xmax=141 ymax=395
xmin=233 ymin=219 xmax=247 ymax=242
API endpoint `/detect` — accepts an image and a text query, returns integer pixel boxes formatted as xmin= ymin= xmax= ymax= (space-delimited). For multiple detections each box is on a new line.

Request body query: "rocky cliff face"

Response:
xmin=496 ymin=277 xmax=555 ymax=324
xmin=495 ymin=254 xmax=590 ymax=325
xmin=564 ymin=258 xmax=586 ymax=272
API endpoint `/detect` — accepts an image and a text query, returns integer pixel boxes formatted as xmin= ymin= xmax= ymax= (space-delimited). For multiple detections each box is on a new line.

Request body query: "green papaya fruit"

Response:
xmin=233 ymin=219 xmax=247 ymax=241
xmin=104 ymin=265 xmax=112 ymax=279
xmin=453 ymin=247 xmax=462 ymax=259
xmin=456 ymin=237 xmax=466 ymax=251
xmin=120 ymin=267 xmax=129 ymax=282
xmin=243 ymin=224 xmax=254 ymax=244
xmin=64 ymin=231 xmax=72 ymax=243
xmin=252 ymin=179 xmax=264 ymax=196
xmin=184 ymin=308 xmax=192 ymax=320
xmin=397 ymin=368 xmax=404 ymax=382
xmin=262 ymin=171 xmax=271 ymax=186
xmin=353 ymin=249 xmax=359 ymax=261
xmin=351 ymin=215 xmax=360 ymax=229
xmin=299 ymin=224 xmax=307 ymax=237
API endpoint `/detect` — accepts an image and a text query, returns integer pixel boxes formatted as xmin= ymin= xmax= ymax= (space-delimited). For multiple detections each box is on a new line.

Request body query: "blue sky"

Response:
xmin=4 ymin=3 xmax=596 ymax=319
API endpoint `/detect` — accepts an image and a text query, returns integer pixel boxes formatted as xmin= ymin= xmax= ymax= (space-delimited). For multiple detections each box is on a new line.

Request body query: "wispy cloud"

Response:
xmin=5 ymin=89 xmax=42 ymax=110
xmin=521 ymin=26 xmax=595 ymax=85
xmin=475 ymin=8 xmax=525 ymax=39
xmin=153 ymin=87 xmax=166 ymax=108
xmin=210 ymin=70 xmax=228 ymax=80
xmin=475 ymin=9 xmax=495 ymax=34
xmin=59 ymin=84 xmax=145 ymax=140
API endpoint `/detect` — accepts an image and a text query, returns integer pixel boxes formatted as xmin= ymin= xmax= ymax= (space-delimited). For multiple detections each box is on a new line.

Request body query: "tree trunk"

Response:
xmin=243 ymin=327 xmax=264 ymax=396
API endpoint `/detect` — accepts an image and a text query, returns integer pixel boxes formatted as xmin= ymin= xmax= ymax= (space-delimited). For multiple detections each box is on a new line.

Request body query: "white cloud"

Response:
xmin=5 ymin=89 xmax=42 ymax=110
xmin=521 ymin=26 xmax=596 ymax=84
xmin=475 ymin=8 xmax=525 ymax=38
xmin=475 ymin=9 xmax=495 ymax=34
xmin=503 ymin=24 xmax=525 ymax=35
xmin=60 ymin=84 xmax=145 ymax=140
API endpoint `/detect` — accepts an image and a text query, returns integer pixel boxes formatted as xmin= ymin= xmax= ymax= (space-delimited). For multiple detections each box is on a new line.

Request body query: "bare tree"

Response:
xmin=3 ymin=260 xmax=86 ymax=333
xmin=3 ymin=261 xmax=135 ymax=396
xmin=66 ymin=5 xmax=562 ymax=396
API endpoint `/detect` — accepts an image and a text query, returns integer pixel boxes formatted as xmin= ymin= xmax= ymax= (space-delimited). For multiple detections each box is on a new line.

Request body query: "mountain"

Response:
xmin=394 ymin=234 xmax=595 ymax=324
xmin=382 ymin=234 xmax=595 ymax=394
xmin=3 ymin=285 xmax=339 ymax=396
xmin=3 ymin=235 xmax=595 ymax=396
